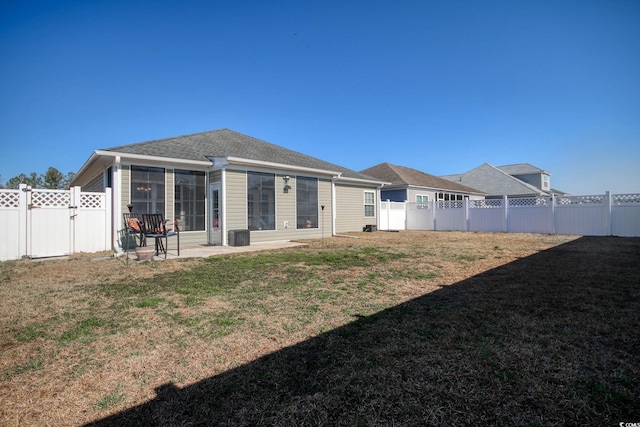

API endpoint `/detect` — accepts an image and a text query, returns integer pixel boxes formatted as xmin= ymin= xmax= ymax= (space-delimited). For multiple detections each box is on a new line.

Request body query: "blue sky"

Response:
xmin=1 ymin=0 xmax=639 ymax=194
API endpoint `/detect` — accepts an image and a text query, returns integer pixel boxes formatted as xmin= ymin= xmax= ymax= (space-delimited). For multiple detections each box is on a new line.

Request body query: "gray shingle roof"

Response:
xmin=441 ymin=163 xmax=549 ymax=197
xmin=361 ymin=163 xmax=484 ymax=194
xmin=497 ymin=163 xmax=549 ymax=175
xmin=104 ymin=128 xmax=378 ymax=181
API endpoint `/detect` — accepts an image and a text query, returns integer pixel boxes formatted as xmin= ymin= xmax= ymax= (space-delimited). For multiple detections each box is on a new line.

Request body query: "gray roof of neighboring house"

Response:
xmin=103 ymin=128 xmax=379 ymax=181
xmin=441 ymin=163 xmax=550 ymax=197
xmin=361 ymin=163 xmax=485 ymax=194
xmin=496 ymin=163 xmax=550 ymax=176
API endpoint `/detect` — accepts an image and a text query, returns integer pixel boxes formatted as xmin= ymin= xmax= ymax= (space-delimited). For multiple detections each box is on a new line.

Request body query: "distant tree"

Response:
xmin=4 ymin=174 xmax=24 ymax=189
xmin=62 ymin=171 xmax=76 ymax=189
xmin=5 ymin=168 xmax=74 ymax=189
xmin=43 ymin=167 xmax=65 ymax=189
xmin=6 ymin=172 xmax=43 ymax=189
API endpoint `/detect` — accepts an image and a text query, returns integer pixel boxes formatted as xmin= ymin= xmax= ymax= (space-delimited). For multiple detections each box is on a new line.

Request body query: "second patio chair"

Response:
xmin=141 ymin=214 xmax=180 ymax=258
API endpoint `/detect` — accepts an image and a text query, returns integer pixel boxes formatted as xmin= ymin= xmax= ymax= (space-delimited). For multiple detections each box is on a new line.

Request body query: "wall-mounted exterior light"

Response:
xmin=283 ymin=175 xmax=292 ymax=193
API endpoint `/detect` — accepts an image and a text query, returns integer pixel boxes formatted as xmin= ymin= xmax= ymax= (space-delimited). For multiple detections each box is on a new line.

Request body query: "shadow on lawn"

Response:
xmin=87 ymin=237 xmax=640 ymax=426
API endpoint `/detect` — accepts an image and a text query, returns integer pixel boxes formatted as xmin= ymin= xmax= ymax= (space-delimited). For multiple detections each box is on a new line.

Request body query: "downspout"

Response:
xmin=331 ymin=176 xmax=337 ymax=236
xmin=221 ymin=167 xmax=227 ymax=246
xmin=112 ymin=156 xmax=123 ymax=256
xmin=377 ymin=187 xmax=382 ymax=231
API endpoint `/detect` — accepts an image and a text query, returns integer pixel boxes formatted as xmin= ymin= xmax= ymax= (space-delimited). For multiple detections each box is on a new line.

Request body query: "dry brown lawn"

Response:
xmin=0 ymin=231 xmax=638 ymax=426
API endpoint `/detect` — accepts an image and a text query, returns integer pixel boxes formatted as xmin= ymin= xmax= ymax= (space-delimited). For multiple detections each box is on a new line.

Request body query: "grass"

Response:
xmin=95 ymin=386 xmax=125 ymax=410
xmin=2 ymin=356 xmax=44 ymax=380
xmin=0 ymin=231 xmax=638 ymax=426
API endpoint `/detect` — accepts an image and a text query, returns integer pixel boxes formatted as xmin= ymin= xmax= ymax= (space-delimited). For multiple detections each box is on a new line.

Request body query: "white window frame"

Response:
xmin=364 ymin=191 xmax=375 ymax=218
xmin=296 ymin=176 xmax=319 ymax=229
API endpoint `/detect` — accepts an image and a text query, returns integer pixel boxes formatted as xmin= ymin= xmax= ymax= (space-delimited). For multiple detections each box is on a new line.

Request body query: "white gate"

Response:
xmin=27 ymin=188 xmax=73 ymax=258
xmin=0 ymin=185 xmax=112 ymax=261
xmin=379 ymin=201 xmax=406 ymax=230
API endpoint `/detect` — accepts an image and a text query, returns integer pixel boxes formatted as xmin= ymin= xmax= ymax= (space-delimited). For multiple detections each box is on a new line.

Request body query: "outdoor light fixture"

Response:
xmin=283 ymin=176 xmax=291 ymax=193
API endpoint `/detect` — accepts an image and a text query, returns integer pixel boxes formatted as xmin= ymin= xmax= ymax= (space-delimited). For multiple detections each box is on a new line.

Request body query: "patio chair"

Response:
xmin=123 ymin=213 xmax=144 ymax=248
xmin=141 ymin=214 xmax=180 ymax=258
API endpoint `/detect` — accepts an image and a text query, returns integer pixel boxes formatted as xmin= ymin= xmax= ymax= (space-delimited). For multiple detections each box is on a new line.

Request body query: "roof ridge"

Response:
xmin=386 ymin=163 xmax=412 ymax=185
xmin=102 ymin=128 xmax=230 ymax=151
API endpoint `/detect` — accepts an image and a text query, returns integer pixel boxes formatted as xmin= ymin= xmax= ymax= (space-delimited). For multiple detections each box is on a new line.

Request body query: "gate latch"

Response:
xmin=68 ymin=206 xmax=78 ymax=209
xmin=28 ymin=204 xmax=40 ymax=210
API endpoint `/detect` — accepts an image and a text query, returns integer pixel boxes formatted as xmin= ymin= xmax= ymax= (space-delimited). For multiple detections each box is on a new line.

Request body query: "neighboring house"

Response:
xmin=441 ymin=163 xmax=554 ymax=198
xmin=361 ymin=163 xmax=485 ymax=203
xmin=495 ymin=163 xmax=552 ymax=193
xmin=71 ymin=129 xmax=385 ymax=249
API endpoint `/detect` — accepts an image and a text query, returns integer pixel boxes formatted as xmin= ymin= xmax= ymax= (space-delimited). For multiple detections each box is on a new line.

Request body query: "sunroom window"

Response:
xmin=175 ymin=170 xmax=205 ymax=231
xmin=247 ymin=172 xmax=275 ymax=230
xmin=131 ymin=166 xmax=165 ymax=214
xmin=297 ymin=176 xmax=318 ymax=229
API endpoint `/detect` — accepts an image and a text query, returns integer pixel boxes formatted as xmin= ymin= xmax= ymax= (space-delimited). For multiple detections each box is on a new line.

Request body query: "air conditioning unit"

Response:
xmin=228 ymin=229 xmax=250 ymax=246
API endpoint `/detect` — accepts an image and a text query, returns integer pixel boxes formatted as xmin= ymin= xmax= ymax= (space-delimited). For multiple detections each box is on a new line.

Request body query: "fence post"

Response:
xmin=550 ymin=194 xmax=556 ymax=235
xmin=386 ymin=199 xmax=391 ymax=231
xmin=70 ymin=186 xmax=82 ymax=254
xmin=105 ymin=188 xmax=113 ymax=251
xmin=402 ymin=200 xmax=407 ymax=230
xmin=464 ymin=198 xmax=469 ymax=231
xmin=433 ymin=198 xmax=438 ymax=231
xmin=605 ymin=191 xmax=612 ymax=236
xmin=18 ymin=184 xmax=29 ymax=258
xmin=502 ymin=195 xmax=508 ymax=232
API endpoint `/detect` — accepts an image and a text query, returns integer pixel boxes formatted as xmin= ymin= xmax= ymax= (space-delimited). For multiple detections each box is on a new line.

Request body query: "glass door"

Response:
xmin=208 ymin=183 xmax=222 ymax=245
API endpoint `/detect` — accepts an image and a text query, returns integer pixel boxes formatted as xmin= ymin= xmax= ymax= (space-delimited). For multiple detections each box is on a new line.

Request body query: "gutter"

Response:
xmin=221 ymin=156 xmax=343 ymax=178
xmin=334 ymin=175 xmax=389 ymax=186
xmin=96 ymin=150 xmax=212 ymax=167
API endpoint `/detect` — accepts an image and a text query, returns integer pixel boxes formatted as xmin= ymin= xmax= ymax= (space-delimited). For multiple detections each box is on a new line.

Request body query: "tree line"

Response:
xmin=0 ymin=167 xmax=76 ymax=190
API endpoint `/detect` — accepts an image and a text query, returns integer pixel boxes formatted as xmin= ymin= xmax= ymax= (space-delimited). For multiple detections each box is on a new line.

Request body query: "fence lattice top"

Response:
xmin=81 ymin=193 xmax=104 ymax=209
xmin=613 ymin=194 xmax=640 ymax=205
xmin=509 ymin=197 xmax=550 ymax=207
xmin=470 ymin=199 xmax=502 ymax=209
xmin=0 ymin=191 xmax=19 ymax=208
xmin=31 ymin=190 xmax=70 ymax=207
xmin=436 ymin=201 xmax=463 ymax=209
xmin=556 ymin=195 xmax=604 ymax=205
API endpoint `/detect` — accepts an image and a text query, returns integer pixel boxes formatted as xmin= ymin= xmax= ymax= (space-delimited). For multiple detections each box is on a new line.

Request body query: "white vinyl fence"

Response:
xmin=381 ymin=192 xmax=640 ymax=237
xmin=0 ymin=184 xmax=112 ymax=261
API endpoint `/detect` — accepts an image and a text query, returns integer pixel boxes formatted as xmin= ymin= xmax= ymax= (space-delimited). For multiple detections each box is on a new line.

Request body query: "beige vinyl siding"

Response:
xmin=335 ymin=182 xmax=378 ymax=233
xmin=271 ymin=173 xmax=296 ymax=242
xmin=177 ymin=231 xmax=207 ymax=246
xmin=83 ymin=173 xmax=105 ymax=192
xmin=225 ymin=169 xmax=248 ymax=232
xmin=120 ymin=164 xmax=131 ymax=216
xmin=317 ymin=178 xmax=333 ymax=238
